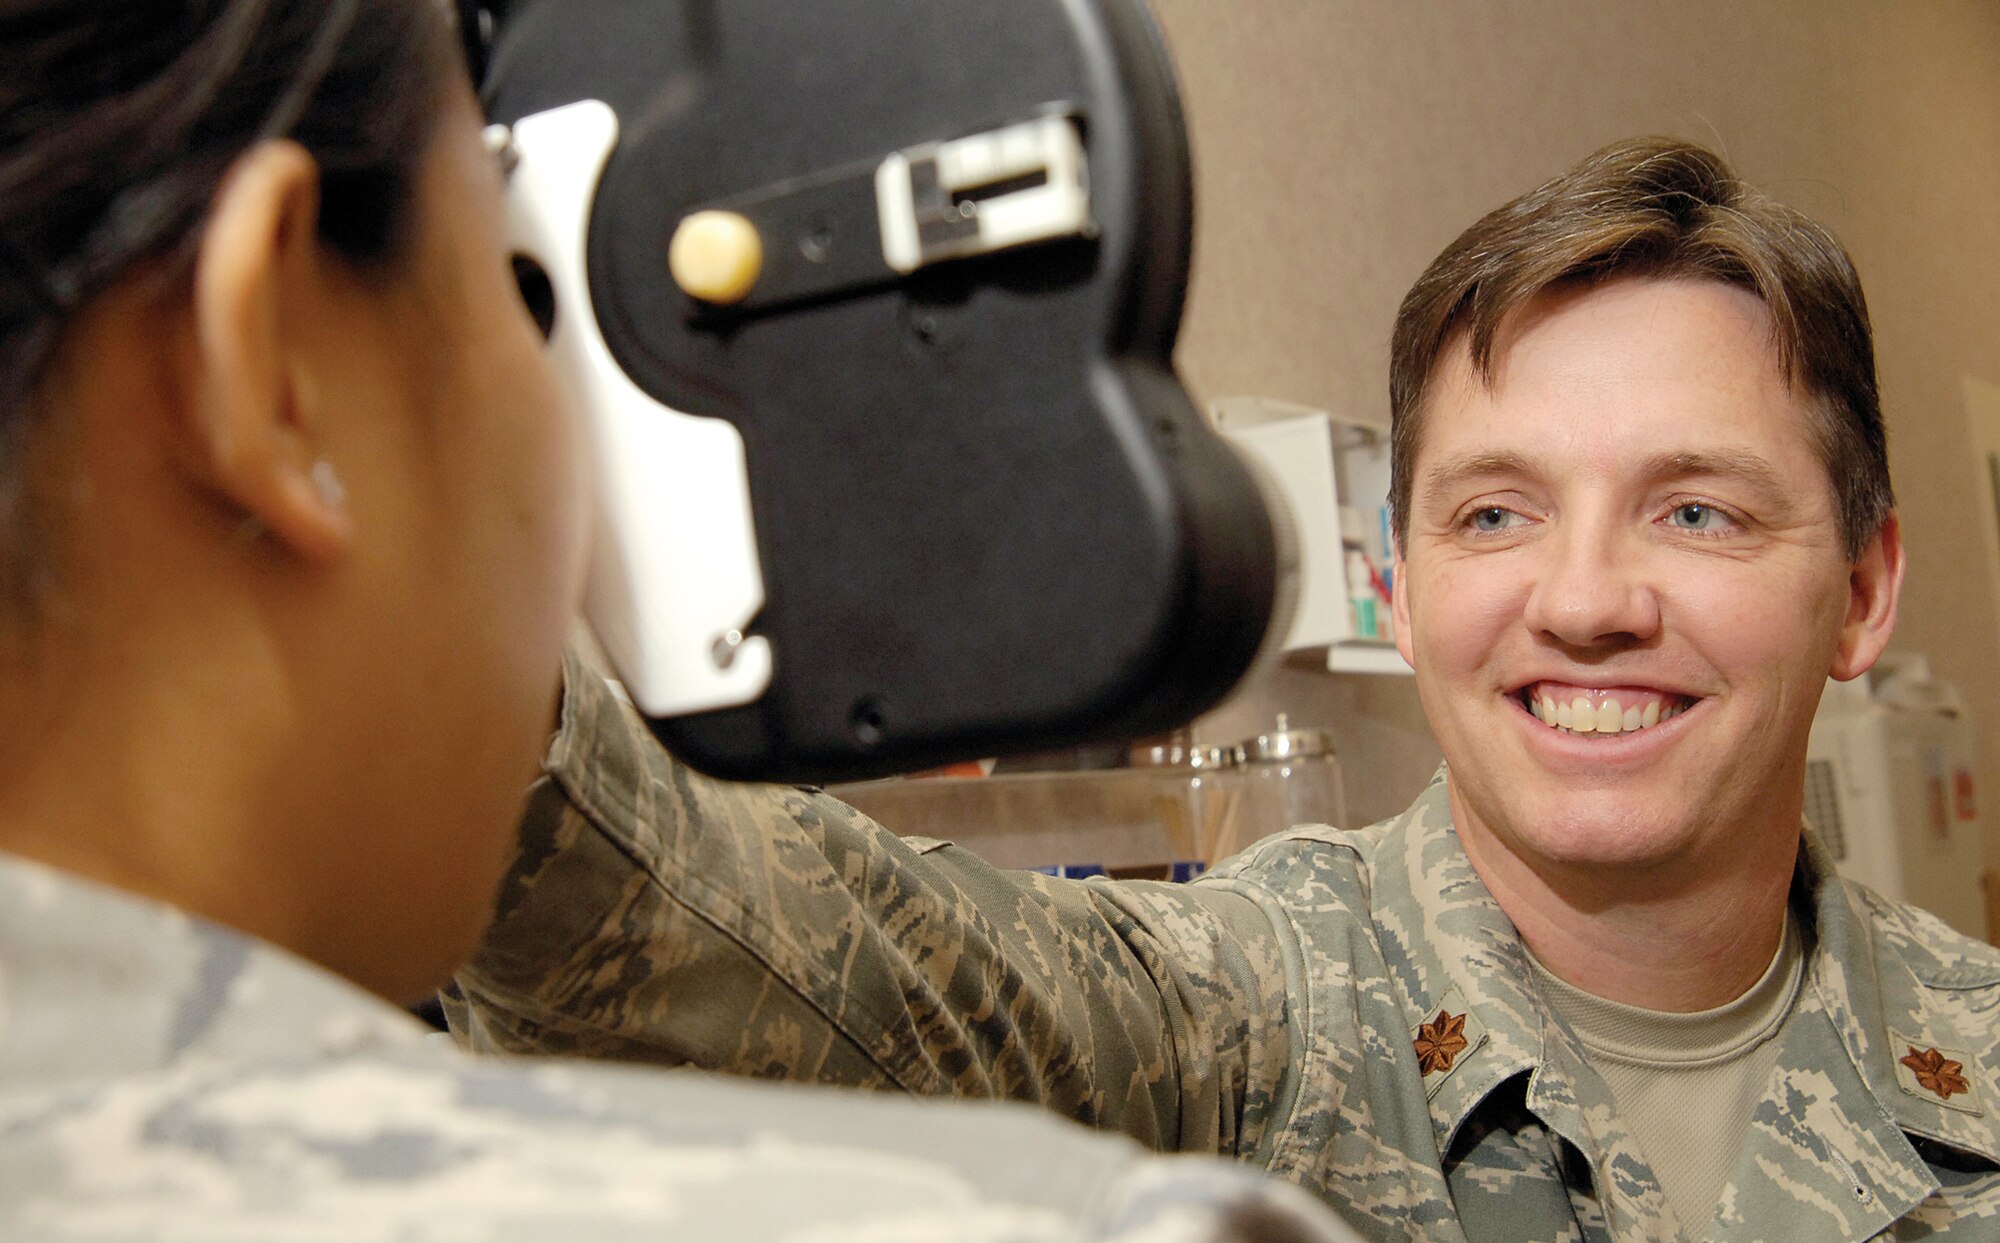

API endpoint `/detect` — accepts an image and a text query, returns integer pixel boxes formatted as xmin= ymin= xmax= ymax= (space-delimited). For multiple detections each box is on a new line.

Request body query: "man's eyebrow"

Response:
xmin=1643 ymin=450 xmax=1790 ymax=497
xmin=1419 ymin=451 xmax=1539 ymax=498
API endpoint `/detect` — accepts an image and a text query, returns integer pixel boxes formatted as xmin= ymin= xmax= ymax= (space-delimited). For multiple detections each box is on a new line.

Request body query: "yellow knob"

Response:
xmin=668 ymin=210 xmax=764 ymax=305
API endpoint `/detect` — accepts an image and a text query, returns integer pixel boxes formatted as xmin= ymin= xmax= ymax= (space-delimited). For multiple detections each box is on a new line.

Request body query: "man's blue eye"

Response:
xmin=1671 ymin=504 xmax=1716 ymax=530
xmin=1470 ymin=508 xmax=1513 ymax=532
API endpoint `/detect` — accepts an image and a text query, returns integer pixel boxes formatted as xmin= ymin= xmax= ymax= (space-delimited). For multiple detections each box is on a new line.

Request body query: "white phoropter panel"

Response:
xmin=493 ymin=101 xmax=772 ymax=716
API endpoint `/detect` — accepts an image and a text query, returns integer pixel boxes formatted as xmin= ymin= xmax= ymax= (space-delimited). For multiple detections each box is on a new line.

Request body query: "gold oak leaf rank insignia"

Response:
xmin=1901 ymin=1045 xmax=1972 ymax=1101
xmin=1415 ymin=1010 xmax=1470 ymax=1076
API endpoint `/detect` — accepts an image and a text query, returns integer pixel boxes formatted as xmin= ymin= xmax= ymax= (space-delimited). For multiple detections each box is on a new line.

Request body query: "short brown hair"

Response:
xmin=1388 ymin=137 xmax=1891 ymax=559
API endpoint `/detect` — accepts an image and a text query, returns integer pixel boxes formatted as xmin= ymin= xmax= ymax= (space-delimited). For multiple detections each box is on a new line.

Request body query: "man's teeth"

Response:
xmin=1527 ymin=691 xmax=1685 ymax=736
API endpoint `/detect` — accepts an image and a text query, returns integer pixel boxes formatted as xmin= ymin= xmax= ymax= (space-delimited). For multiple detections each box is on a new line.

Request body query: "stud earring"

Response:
xmin=311 ymin=459 xmax=346 ymax=509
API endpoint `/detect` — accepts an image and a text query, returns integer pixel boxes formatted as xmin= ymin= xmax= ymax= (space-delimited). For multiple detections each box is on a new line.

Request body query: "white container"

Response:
xmin=1806 ymin=659 xmax=1985 ymax=939
xmin=1211 ymin=396 xmax=1408 ymax=675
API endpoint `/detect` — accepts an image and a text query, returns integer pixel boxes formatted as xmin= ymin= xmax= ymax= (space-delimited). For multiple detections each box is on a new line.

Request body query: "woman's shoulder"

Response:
xmin=0 ymin=1038 xmax=1356 ymax=1242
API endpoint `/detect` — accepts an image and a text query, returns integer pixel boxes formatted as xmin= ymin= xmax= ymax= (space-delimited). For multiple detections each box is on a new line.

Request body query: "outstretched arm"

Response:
xmin=448 ymin=643 xmax=1304 ymax=1156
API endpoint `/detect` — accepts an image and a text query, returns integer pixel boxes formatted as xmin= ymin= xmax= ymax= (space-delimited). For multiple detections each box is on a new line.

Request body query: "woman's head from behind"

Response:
xmin=0 ymin=1 xmax=589 ymax=1001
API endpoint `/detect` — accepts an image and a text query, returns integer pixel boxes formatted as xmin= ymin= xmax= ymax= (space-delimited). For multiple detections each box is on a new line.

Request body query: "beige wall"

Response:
xmin=1147 ymin=3 xmax=2000 ymax=845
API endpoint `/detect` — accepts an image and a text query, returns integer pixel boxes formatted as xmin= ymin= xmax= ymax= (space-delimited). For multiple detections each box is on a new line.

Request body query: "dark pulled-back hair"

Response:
xmin=0 ymin=0 xmax=457 ymax=608
xmin=1388 ymin=137 xmax=1892 ymax=559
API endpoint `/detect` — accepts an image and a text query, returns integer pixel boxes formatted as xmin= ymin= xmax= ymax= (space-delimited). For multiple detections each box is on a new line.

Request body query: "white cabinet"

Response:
xmin=1212 ymin=396 xmax=1409 ymax=676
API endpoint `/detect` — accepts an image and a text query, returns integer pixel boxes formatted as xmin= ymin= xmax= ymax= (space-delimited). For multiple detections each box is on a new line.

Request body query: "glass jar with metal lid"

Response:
xmin=1128 ymin=733 xmax=1247 ymax=868
xmin=1235 ymin=714 xmax=1345 ymax=842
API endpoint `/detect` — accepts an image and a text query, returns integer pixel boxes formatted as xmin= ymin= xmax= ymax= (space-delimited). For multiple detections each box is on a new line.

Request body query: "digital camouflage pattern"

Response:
xmin=0 ymin=846 xmax=1360 ymax=1240
xmin=450 ymin=648 xmax=2000 ymax=1242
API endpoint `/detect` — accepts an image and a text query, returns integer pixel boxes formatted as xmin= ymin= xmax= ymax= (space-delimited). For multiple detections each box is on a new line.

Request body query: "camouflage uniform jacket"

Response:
xmin=0 ymin=848 xmax=1359 ymax=1241
xmin=453 ymin=652 xmax=2000 ymax=1242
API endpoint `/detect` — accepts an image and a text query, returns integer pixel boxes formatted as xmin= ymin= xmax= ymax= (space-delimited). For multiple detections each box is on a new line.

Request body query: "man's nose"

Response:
xmin=1520 ymin=520 xmax=1662 ymax=649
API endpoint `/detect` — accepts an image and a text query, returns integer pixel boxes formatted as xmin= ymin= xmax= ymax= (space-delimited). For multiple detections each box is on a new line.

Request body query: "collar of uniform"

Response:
xmin=1379 ymin=779 xmax=1669 ymax=1234
xmin=1369 ymin=767 xmax=1546 ymax=1159
xmin=1374 ymin=781 xmax=2000 ymax=1231
xmin=0 ymin=850 xmax=425 ymax=1084
xmin=544 ymin=633 xmax=649 ymax=830
xmin=540 ymin=635 xmax=734 ymax=894
xmin=1799 ymin=827 xmax=2000 ymax=1168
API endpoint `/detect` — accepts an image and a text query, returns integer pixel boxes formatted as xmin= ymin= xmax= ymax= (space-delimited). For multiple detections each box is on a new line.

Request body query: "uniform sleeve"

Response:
xmin=446 ymin=645 xmax=1304 ymax=1156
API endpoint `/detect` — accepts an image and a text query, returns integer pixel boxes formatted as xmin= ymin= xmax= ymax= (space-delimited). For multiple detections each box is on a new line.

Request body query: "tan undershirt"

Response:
xmin=1527 ymin=915 xmax=1804 ymax=1240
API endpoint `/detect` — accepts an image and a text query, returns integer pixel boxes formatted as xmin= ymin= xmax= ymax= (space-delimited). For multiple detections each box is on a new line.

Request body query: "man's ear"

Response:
xmin=187 ymin=139 xmax=352 ymax=561
xmin=1830 ymin=511 xmax=1904 ymax=681
xmin=1392 ymin=542 xmax=1415 ymax=669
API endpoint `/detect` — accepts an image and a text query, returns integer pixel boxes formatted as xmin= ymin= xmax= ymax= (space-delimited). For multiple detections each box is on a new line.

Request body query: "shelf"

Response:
xmin=1328 ymin=643 xmax=1412 ymax=676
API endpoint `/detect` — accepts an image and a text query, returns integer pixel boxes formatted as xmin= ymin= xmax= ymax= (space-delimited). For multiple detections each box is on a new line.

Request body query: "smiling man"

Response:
xmin=450 ymin=139 xmax=2000 ymax=1242
xmin=1398 ymin=275 xmax=1892 ymax=1014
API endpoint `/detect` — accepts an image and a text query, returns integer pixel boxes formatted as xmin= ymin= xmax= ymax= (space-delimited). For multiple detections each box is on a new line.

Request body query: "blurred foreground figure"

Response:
xmin=453 ymin=141 xmax=2000 ymax=1241
xmin=0 ymin=3 xmax=1357 ymax=1239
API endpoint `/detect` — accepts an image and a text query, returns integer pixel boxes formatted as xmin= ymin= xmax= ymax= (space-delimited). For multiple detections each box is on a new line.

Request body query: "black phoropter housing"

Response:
xmin=469 ymin=0 xmax=1285 ymax=784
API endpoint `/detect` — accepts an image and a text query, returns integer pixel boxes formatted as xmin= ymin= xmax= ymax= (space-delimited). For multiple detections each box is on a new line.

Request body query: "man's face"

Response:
xmin=1392 ymin=277 xmax=1901 ymax=879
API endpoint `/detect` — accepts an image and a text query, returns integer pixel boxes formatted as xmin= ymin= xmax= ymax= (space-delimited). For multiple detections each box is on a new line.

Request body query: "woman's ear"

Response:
xmin=186 ymin=139 xmax=353 ymax=562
